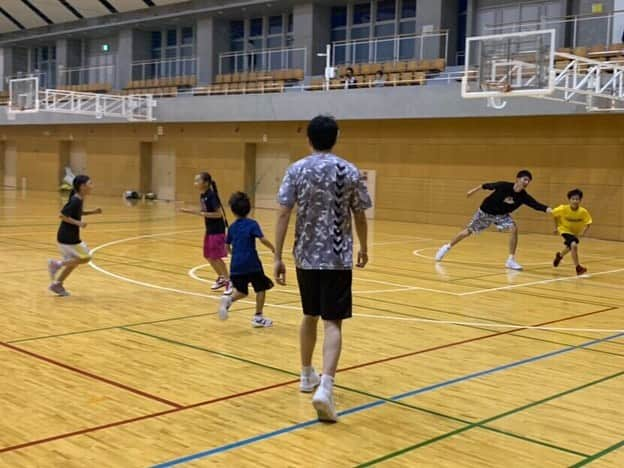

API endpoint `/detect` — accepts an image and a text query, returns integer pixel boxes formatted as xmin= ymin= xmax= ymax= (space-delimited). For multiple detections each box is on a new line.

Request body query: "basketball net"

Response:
xmin=485 ymin=81 xmax=511 ymax=110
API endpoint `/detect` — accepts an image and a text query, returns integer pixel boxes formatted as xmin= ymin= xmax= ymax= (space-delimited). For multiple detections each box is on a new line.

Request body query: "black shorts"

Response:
xmin=296 ymin=269 xmax=352 ymax=321
xmin=562 ymin=233 xmax=580 ymax=248
xmin=230 ymin=272 xmax=274 ymax=296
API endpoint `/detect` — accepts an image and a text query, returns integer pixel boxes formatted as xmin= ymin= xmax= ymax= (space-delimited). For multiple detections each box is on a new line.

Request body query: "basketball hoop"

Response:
xmin=484 ymin=81 xmax=511 ymax=110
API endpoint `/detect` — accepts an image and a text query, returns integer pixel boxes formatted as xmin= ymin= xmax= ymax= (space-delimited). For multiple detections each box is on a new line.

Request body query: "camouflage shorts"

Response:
xmin=467 ymin=209 xmax=515 ymax=234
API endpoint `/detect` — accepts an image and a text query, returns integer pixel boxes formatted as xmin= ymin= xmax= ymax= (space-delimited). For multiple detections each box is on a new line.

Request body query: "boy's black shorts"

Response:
xmin=296 ymin=269 xmax=352 ymax=321
xmin=230 ymin=272 xmax=274 ymax=296
xmin=562 ymin=233 xmax=580 ymax=248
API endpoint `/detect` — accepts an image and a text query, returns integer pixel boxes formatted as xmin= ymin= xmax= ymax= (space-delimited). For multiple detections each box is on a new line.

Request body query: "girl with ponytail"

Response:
xmin=179 ymin=172 xmax=232 ymax=295
xmin=48 ymin=175 xmax=102 ymax=296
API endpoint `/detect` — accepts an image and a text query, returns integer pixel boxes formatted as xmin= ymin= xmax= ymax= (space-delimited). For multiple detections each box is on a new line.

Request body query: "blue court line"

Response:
xmin=152 ymin=331 xmax=624 ymax=467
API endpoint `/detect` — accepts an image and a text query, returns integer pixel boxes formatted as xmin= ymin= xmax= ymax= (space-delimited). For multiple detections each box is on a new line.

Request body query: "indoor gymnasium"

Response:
xmin=1 ymin=0 xmax=624 ymax=466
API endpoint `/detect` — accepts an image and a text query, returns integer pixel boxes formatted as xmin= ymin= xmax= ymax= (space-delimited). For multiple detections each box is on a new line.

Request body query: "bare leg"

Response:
xmin=570 ymin=242 xmax=580 ymax=266
xmin=449 ymin=228 xmax=472 ymax=247
xmin=559 ymin=246 xmax=571 ymax=257
xmin=255 ymin=290 xmax=265 ymax=315
xmin=229 ymin=289 xmax=247 ymax=304
xmin=56 ymin=257 xmax=89 ymax=283
xmin=208 ymin=258 xmax=229 ymax=280
xmin=509 ymin=224 xmax=518 ymax=256
xmin=300 ymin=315 xmax=319 ymax=368
xmin=322 ymin=319 xmax=343 ymax=378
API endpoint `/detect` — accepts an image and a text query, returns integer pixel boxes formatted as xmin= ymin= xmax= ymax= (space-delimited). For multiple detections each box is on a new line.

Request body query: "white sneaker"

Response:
xmin=300 ymin=371 xmax=320 ymax=393
xmin=435 ymin=244 xmax=451 ymax=262
xmin=218 ymin=295 xmax=232 ymax=320
xmin=505 ymin=258 xmax=523 ymax=270
xmin=223 ymin=281 xmax=233 ymax=296
xmin=211 ymin=276 xmax=226 ymax=291
xmin=251 ymin=316 xmax=273 ymax=328
xmin=312 ymin=385 xmax=338 ymax=422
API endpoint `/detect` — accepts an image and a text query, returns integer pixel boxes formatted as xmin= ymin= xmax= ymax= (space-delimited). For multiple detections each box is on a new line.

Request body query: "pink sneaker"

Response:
xmin=48 ymin=259 xmax=62 ymax=281
xmin=49 ymin=282 xmax=70 ymax=296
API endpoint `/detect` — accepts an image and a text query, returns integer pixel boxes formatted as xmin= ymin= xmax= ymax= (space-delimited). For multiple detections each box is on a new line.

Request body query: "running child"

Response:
xmin=552 ymin=188 xmax=592 ymax=275
xmin=218 ymin=192 xmax=275 ymax=327
xmin=47 ymin=175 xmax=102 ymax=296
xmin=179 ymin=172 xmax=232 ymax=295
xmin=435 ymin=170 xmax=552 ymax=270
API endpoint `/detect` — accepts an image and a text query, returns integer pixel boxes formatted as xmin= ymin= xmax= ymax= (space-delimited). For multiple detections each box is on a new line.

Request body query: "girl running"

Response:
xmin=179 ymin=172 xmax=232 ymax=295
xmin=48 ymin=175 xmax=102 ymax=296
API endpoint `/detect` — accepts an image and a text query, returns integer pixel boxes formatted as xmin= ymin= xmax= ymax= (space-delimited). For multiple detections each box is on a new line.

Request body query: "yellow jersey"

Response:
xmin=552 ymin=204 xmax=592 ymax=236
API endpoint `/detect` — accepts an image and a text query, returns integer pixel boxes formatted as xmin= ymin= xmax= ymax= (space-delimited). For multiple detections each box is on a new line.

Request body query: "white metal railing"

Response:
xmin=219 ymin=47 xmax=307 ymax=75
xmin=131 ymin=57 xmax=197 ymax=81
xmin=484 ymin=9 xmax=624 ymax=49
xmin=58 ymin=64 xmax=115 ymax=86
xmin=331 ymin=31 xmax=449 ymax=66
xmin=5 ymin=71 xmax=49 ymax=88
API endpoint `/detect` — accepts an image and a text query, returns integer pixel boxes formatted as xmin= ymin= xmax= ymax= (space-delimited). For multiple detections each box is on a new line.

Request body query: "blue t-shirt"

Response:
xmin=226 ymin=218 xmax=264 ymax=275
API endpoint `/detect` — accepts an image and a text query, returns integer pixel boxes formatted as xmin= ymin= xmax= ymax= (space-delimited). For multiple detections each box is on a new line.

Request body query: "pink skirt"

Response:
xmin=203 ymin=233 xmax=227 ymax=260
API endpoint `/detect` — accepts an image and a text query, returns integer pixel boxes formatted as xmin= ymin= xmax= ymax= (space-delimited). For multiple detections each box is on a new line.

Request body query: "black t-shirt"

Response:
xmin=480 ymin=182 xmax=548 ymax=215
xmin=57 ymin=195 xmax=83 ymax=244
xmin=200 ymin=190 xmax=226 ymax=235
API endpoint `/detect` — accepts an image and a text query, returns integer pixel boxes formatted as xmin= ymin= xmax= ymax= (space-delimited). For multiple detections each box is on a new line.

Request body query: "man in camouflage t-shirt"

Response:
xmin=274 ymin=115 xmax=371 ymax=422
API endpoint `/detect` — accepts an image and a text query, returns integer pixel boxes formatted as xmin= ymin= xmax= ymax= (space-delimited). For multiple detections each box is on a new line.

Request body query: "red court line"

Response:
xmin=0 ymin=341 xmax=183 ymax=409
xmin=339 ymin=306 xmax=617 ymax=373
xmin=0 ymin=306 xmax=615 ymax=454
xmin=0 ymin=379 xmax=299 ymax=454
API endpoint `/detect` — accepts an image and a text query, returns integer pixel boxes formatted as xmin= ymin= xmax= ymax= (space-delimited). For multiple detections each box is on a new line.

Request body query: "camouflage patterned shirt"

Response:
xmin=277 ymin=153 xmax=372 ymax=270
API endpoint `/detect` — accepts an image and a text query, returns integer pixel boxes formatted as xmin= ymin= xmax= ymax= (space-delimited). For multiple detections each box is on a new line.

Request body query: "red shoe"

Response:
xmin=576 ymin=265 xmax=587 ymax=276
xmin=553 ymin=252 xmax=563 ymax=267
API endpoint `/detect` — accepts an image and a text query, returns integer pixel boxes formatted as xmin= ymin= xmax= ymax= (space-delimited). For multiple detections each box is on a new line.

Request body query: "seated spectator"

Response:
xmin=373 ymin=70 xmax=385 ymax=88
xmin=344 ymin=67 xmax=357 ymax=89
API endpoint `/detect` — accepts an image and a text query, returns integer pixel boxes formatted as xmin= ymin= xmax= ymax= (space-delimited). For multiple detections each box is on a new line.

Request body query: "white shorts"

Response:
xmin=59 ymin=242 xmax=91 ymax=261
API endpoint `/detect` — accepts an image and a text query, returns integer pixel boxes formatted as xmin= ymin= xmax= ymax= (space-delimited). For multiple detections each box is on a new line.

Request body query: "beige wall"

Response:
xmin=1 ymin=115 xmax=623 ymax=239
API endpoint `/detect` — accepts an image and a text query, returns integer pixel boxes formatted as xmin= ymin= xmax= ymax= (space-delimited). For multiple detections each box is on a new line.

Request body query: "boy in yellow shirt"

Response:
xmin=552 ymin=189 xmax=592 ymax=275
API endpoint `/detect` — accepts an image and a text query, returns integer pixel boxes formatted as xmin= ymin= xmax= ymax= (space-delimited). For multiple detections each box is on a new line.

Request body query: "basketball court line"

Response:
xmin=357 ymin=368 xmax=624 ymax=467
xmin=0 ymin=340 xmax=183 ymax=409
xmin=2 ymin=304 xmax=614 ymax=453
xmin=570 ymin=440 xmax=624 ymax=468
xmin=151 ymin=331 xmax=624 ymax=467
xmin=87 ymin=232 xmax=624 ymax=334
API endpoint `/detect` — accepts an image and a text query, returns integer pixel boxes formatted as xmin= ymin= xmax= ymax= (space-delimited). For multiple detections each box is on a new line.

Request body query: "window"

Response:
xmin=377 ymin=0 xmax=396 ymax=22
xmin=331 ymin=6 xmax=347 ymax=28
xmin=375 ymin=23 xmax=395 ymax=37
xmin=250 ymin=18 xmax=263 ymax=37
xmin=269 ymin=15 xmax=282 ymax=35
xmin=353 ymin=3 xmax=371 ymax=25
xmin=401 ymin=0 xmax=417 ymax=18
xmin=182 ymin=27 xmax=194 ymax=45
xmin=166 ymin=29 xmax=177 ymax=47
xmin=288 ymin=13 xmax=293 ymax=33
xmin=399 ymin=21 xmax=416 ymax=34
xmin=230 ymin=20 xmax=244 ymax=40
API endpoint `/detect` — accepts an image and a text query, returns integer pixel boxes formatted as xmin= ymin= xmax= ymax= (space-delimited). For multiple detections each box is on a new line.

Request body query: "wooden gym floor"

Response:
xmin=1 ymin=190 xmax=624 ymax=467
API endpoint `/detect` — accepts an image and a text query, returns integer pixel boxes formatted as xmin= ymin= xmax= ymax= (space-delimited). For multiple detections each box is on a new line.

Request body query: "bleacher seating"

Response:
xmin=58 ymin=83 xmax=113 ymax=93
xmin=193 ymin=69 xmax=303 ymax=95
xmin=122 ymin=75 xmax=197 ymax=97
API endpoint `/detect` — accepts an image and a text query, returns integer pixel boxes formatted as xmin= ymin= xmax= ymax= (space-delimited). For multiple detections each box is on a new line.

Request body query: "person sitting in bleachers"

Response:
xmin=373 ymin=70 xmax=385 ymax=88
xmin=344 ymin=67 xmax=357 ymax=89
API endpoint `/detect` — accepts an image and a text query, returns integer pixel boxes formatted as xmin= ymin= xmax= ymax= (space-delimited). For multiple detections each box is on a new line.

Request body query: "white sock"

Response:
xmin=320 ymin=374 xmax=334 ymax=390
xmin=302 ymin=366 xmax=314 ymax=377
xmin=508 ymin=255 xmax=515 ymax=260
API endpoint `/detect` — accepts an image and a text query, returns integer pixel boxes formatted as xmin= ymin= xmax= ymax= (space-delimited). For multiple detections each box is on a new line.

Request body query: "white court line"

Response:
xmin=355 ymin=313 xmax=624 ymax=334
xmin=458 ymin=268 xmax=624 ymax=296
xmin=89 ymin=231 xmax=624 ymax=335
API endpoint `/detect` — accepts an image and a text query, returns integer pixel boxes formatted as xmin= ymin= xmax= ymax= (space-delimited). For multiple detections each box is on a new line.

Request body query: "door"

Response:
xmin=254 ymin=143 xmax=290 ymax=210
xmin=151 ymin=142 xmax=176 ymax=201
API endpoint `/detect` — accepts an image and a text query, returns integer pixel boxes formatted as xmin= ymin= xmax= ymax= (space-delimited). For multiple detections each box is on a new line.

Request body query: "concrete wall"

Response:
xmin=0 ymin=84 xmax=582 ymax=126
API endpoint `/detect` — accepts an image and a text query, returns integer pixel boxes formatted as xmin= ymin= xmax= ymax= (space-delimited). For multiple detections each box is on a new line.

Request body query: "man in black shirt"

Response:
xmin=435 ymin=170 xmax=552 ymax=270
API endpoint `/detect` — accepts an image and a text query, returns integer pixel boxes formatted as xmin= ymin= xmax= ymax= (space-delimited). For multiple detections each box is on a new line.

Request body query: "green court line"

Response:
xmin=6 ymin=300 xmax=301 ymax=344
xmin=570 ymin=440 xmax=624 ymax=467
xmin=119 ymin=327 xmax=589 ymax=459
xmin=357 ymin=369 xmax=624 ymax=466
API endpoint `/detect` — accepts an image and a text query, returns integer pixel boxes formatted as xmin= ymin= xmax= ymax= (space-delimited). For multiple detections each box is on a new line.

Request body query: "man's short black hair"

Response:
xmin=229 ymin=191 xmax=251 ymax=217
xmin=307 ymin=115 xmax=339 ymax=152
xmin=516 ymin=169 xmax=533 ymax=180
xmin=567 ymin=188 xmax=583 ymax=200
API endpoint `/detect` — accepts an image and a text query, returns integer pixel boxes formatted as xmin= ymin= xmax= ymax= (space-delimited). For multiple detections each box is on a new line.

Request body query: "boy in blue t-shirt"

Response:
xmin=218 ymin=192 xmax=275 ymax=327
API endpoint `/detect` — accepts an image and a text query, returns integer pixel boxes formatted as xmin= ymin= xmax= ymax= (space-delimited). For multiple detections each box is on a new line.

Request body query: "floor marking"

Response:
xmin=151 ymin=331 xmax=624 ymax=467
